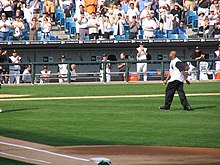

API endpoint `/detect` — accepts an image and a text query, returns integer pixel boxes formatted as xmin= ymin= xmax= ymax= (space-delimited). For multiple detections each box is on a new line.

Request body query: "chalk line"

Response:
xmin=0 ymin=141 xmax=90 ymax=162
xmin=0 ymin=93 xmax=219 ymax=101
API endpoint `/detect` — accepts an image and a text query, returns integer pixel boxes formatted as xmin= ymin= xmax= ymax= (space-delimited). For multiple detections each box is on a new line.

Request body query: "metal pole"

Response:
xmin=31 ymin=63 xmax=35 ymax=84
xmin=68 ymin=63 xmax=71 ymax=84
xmin=161 ymin=61 xmax=164 ymax=81
xmin=197 ymin=61 xmax=200 ymax=81
xmin=125 ymin=62 xmax=129 ymax=82
xmin=103 ymin=61 xmax=107 ymax=83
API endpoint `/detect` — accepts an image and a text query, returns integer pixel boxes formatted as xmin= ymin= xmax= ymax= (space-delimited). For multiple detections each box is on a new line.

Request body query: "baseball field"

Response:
xmin=0 ymin=82 xmax=220 ymax=164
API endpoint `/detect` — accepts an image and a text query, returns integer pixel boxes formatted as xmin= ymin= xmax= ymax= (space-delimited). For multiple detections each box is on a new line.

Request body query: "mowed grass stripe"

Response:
xmin=0 ymin=82 xmax=220 ymax=148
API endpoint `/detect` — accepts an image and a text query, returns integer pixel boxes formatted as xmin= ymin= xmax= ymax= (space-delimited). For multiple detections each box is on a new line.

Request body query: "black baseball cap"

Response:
xmin=13 ymin=50 xmax=17 ymax=53
xmin=61 ymin=55 xmax=65 ymax=58
xmin=195 ymin=46 xmax=199 ymax=49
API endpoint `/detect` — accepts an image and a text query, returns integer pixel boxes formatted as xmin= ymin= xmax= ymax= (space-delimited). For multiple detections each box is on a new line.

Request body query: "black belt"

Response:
xmin=1 ymin=32 xmax=9 ymax=33
xmin=10 ymin=69 xmax=19 ymax=71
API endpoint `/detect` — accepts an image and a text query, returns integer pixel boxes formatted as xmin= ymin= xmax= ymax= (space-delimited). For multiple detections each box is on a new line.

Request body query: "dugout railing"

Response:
xmin=0 ymin=59 xmax=219 ymax=84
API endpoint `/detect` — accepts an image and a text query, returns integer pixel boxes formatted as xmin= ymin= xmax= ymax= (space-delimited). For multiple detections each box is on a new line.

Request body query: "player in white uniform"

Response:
xmin=214 ymin=44 xmax=220 ymax=72
xmin=160 ymin=51 xmax=191 ymax=111
xmin=8 ymin=50 xmax=21 ymax=84
xmin=22 ymin=65 xmax=32 ymax=83
xmin=58 ymin=55 xmax=68 ymax=83
xmin=136 ymin=42 xmax=148 ymax=81
xmin=40 ymin=66 xmax=51 ymax=84
xmin=100 ymin=54 xmax=111 ymax=82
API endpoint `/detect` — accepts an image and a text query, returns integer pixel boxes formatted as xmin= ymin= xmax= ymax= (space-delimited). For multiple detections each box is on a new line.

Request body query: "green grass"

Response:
xmin=0 ymin=82 xmax=220 ymax=148
xmin=0 ymin=157 xmax=35 ymax=165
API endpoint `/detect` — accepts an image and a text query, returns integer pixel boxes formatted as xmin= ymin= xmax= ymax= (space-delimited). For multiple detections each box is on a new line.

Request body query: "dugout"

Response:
xmin=0 ymin=39 xmax=219 ymax=79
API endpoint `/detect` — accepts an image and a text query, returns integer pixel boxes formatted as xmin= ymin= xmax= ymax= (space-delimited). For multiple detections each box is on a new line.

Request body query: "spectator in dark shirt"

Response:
xmin=129 ymin=15 xmax=140 ymax=39
xmin=171 ymin=3 xmax=183 ymax=29
xmin=64 ymin=5 xmax=72 ymax=18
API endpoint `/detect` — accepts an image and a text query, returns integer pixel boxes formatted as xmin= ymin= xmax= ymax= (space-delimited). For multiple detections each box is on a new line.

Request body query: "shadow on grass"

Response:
xmin=192 ymin=105 xmax=216 ymax=111
xmin=2 ymin=108 xmax=39 ymax=113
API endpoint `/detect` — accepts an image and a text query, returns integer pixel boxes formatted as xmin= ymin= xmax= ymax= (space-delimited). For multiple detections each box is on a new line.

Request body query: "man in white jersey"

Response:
xmin=160 ymin=51 xmax=191 ymax=111
xmin=58 ymin=55 xmax=68 ymax=83
xmin=136 ymin=42 xmax=149 ymax=81
xmin=8 ymin=50 xmax=22 ymax=84
xmin=214 ymin=44 xmax=220 ymax=72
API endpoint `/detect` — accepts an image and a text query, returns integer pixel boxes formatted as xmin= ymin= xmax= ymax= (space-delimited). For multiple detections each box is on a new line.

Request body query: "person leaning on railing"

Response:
xmin=187 ymin=46 xmax=207 ymax=80
xmin=40 ymin=65 xmax=51 ymax=84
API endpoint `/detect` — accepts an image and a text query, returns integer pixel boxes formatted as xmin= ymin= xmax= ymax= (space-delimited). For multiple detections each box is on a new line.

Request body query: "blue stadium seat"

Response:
xmin=124 ymin=24 xmax=130 ymax=31
xmin=114 ymin=35 xmax=125 ymax=40
xmin=84 ymin=36 xmax=90 ymax=40
xmin=55 ymin=9 xmax=64 ymax=19
xmin=168 ymin=34 xmax=178 ymax=39
xmin=154 ymin=30 xmax=166 ymax=39
xmin=192 ymin=19 xmax=198 ymax=30
xmin=138 ymin=30 xmax=144 ymax=39
xmin=187 ymin=11 xmax=197 ymax=25
xmin=178 ymin=34 xmax=188 ymax=39
xmin=22 ymin=31 xmax=29 ymax=40
xmin=64 ymin=18 xmax=75 ymax=32
xmin=37 ymin=31 xmax=42 ymax=40
xmin=70 ymin=26 xmax=76 ymax=38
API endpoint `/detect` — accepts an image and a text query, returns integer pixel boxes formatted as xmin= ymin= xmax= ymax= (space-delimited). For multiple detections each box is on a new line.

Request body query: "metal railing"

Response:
xmin=0 ymin=59 xmax=219 ymax=84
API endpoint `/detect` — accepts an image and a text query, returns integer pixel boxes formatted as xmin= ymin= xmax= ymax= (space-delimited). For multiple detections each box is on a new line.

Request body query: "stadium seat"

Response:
xmin=187 ymin=11 xmax=197 ymax=25
xmin=178 ymin=34 xmax=188 ymax=39
xmin=84 ymin=36 xmax=90 ymax=40
xmin=168 ymin=34 xmax=178 ymax=39
xmin=114 ymin=35 xmax=125 ymax=40
xmin=64 ymin=18 xmax=75 ymax=33
xmin=70 ymin=26 xmax=76 ymax=38
xmin=154 ymin=30 xmax=166 ymax=39
xmin=22 ymin=31 xmax=29 ymax=40
xmin=192 ymin=19 xmax=198 ymax=30
xmin=37 ymin=31 xmax=42 ymax=40
xmin=55 ymin=9 xmax=64 ymax=21
xmin=138 ymin=30 xmax=144 ymax=39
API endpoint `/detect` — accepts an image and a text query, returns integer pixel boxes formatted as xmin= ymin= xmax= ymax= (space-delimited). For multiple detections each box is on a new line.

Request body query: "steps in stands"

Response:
xmin=51 ymin=22 xmax=70 ymax=40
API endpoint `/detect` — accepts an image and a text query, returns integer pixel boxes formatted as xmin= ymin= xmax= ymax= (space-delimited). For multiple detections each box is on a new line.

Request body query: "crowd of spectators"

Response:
xmin=0 ymin=0 xmax=220 ymax=41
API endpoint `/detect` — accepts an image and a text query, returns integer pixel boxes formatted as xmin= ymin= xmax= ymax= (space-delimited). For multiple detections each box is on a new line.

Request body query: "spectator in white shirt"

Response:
xmin=208 ymin=9 xmax=218 ymax=38
xmin=12 ymin=16 xmax=25 ymax=40
xmin=126 ymin=3 xmax=140 ymax=22
xmin=88 ymin=12 xmax=99 ymax=40
xmin=78 ymin=11 xmax=89 ymax=40
xmin=113 ymin=13 xmax=125 ymax=36
xmin=41 ymin=17 xmax=52 ymax=40
xmin=23 ymin=3 xmax=36 ymax=24
xmin=0 ymin=13 xmax=13 ymax=41
xmin=103 ymin=15 xmax=113 ymax=39
xmin=162 ymin=8 xmax=174 ymax=37
xmin=142 ymin=12 xmax=157 ymax=39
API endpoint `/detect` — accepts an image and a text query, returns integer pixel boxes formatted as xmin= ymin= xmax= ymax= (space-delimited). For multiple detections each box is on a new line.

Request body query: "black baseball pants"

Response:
xmin=165 ymin=80 xmax=190 ymax=109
